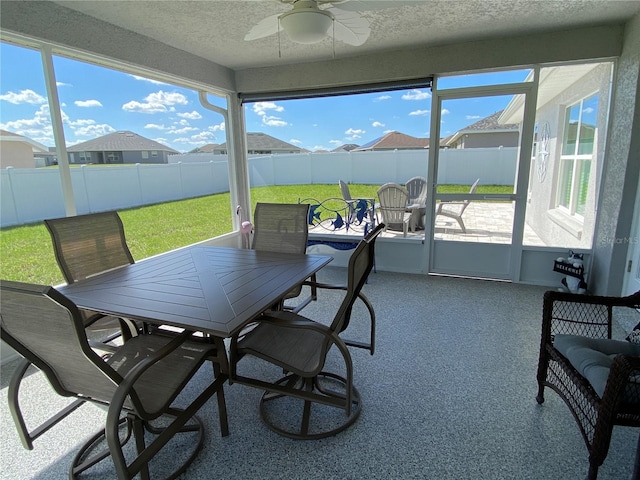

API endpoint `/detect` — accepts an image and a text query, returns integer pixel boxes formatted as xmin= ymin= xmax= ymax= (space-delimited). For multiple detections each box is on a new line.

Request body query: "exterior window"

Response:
xmin=151 ymin=151 xmax=158 ymax=157
xmin=79 ymin=152 xmax=91 ymax=163
xmin=105 ymin=152 xmax=122 ymax=164
xmin=557 ymin=94 xmax=598 ymax=218
xmin=141 ymin=151 xmax=149 ymax=159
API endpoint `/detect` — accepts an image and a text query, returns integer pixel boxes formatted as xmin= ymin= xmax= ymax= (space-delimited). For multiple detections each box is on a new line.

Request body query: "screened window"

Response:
xmin=557 ymin=94 xmax=598 ymax=218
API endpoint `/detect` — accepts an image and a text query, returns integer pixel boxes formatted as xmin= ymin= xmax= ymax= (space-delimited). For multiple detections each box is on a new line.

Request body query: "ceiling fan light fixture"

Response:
xmin=280 ymin=7 xmax=333 ymax=44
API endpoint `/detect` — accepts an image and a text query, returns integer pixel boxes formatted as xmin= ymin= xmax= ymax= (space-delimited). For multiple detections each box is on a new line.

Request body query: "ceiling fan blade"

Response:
xmin=328 ymin=7 xmax=370 ymax=46
xmin=244 ymin=13 xmax=282 ymax=41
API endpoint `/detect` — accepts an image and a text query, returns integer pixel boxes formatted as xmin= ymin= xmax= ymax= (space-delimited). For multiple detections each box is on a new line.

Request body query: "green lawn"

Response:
xmin=0 ymin=183 xmax=511 ymax=285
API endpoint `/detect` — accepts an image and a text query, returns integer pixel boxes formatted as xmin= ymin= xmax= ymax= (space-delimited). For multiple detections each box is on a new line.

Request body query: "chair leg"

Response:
xmin=456 ymin=216 xmax=466 ymax=233
xmin=212 ymin=361 xmax=229 ymax=437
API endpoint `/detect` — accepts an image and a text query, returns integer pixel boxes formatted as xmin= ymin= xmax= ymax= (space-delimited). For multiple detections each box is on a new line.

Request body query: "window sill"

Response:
xmin=547 ymin=209 xmax=583 ymax=240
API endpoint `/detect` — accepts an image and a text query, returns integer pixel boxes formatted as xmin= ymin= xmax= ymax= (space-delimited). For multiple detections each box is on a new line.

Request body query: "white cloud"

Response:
xmin=190 ymin=131 xmax=216 ymax=142
xmin=311 ymin=145 xmax=327 ymax=151
xmin=409 ymin=109 xmax=429 ymax=116
xmin=209 ymin=121 xmax=225 ymax=132
xmin=122 ymin=100 xmax=168 ymax=114
xmin=0 ymin=89 xmax=46 ymax=105
xmin=122 ymin=90 xmax=188 ymax=114
xmin=252 ymin=102 xmax=284 ymax=116
xmin=74 ymin=124 xmax=116 ymax=137
xmin=583 ymin=107 xmax=595 ymax=114
xmin=383 ymin=129 xmax=394 ymax=134
xmin=345 ymin=128 xmax=365 ymax=135
xmin=290 ymin=138 xmax=302 ymax=145
xmin=68 ymin=119 xmax=96 ymax=127
xmin=465 ymin=115 xmax=481 ymax=120
xmin=374 ymin=95 xmax=391 ymax=102
xmin=329 ymin=139 xmax=342 ymax=145
xmin=402 ymin=89 xmax=431 ymax=100
xmin=178 ymin=119 xmax=190 ymax=126
xmin=441 ymin=108 xmax=450 ymax=115
xmin=167 ymin=126 xmax=197 ymax=135
xmin=75 ymin=99 xmax=103 ymax=108
xmin=145 ymin=91 xmax=188 ymax=105
xmin=372 ymin=121 xmax=385 ymax=127
xmin=145 ymin=123 xmax=166 ymax=130
xmin=177 ymin=110 xmax=202 ymax=120
xmin=56 ymin=82 xmax=72 ymax=87
xmin=262 ymin=116 xmax=288 ymax=127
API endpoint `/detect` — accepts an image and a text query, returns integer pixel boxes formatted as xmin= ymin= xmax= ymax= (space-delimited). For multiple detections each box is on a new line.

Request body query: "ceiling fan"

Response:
xmin=245 ymin=0 xmax=414 ymax=46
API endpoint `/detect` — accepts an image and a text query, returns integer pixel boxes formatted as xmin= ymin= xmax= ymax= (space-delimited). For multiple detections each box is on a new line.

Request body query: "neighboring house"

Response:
xmin=213 ymin=132 xmax=305 ymax=155
xmin=443 ymin=110 xmax=520 ymax=148
xmin=331 ymin=143 xmax=359 ymax=152
xmin=498 ymin=62 xmax=610 ymax=250
xmin=67 ymin=131 xmax=178 ymax=165
xmin=0 ymin=130 xmax=49 ymax=168
xmin=352 ymin=131 xmax=429 ymax=151
xmin=190 ymin=143 xmax=220 ymax=153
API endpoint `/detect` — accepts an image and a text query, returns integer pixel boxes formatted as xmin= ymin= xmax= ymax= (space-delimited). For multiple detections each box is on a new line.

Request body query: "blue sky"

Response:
xmin=0 ymin=42 xmax=529 ymax=153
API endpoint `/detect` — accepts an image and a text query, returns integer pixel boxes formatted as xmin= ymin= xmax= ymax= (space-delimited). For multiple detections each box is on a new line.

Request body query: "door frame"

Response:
xmin=425 ymin=73 xmax=539 ymax=280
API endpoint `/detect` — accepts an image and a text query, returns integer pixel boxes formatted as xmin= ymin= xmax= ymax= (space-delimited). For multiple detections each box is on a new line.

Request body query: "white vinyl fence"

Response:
xmin=1 ymin=147 xmax=517 ymax=228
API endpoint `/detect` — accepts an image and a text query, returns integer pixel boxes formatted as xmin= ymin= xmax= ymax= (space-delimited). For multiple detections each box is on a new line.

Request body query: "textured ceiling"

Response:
xmin=53 ymin=0 xmax=640 ymax=71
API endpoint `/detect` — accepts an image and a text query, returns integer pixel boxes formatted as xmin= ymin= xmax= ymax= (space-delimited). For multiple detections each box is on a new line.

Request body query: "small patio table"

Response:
xmin=58 ymin=245 xmax=332 ymax=371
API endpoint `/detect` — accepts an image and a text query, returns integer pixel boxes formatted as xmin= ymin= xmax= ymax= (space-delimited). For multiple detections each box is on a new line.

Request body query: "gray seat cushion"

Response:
xmin=554 ymin=334 xmax=640 ymax=401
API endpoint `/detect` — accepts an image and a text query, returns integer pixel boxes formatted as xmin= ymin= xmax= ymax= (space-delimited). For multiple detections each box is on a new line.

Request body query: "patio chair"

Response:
xmin=377 ymin=182 xmax=413 ymax=236
xmin=229 ymin=223 xmax=384 ymax=439
xmin=536 ymin=289 xmax=640 ymax=479
xmin=252 ymin=202 xmax=317 ymax=314
xmin=405 ymin=176 xmax=427 ymax=229
xmin=44 ymin=211 xmax=142 ymax=343
xmin=0 ymin=280 xmax=229 ymax=480
xmin=435 ymin=178 xmax=479 ymax=233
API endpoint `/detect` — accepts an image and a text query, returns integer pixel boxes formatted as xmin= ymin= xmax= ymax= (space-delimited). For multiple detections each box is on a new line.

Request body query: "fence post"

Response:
xmin=81 ymin=164 xmax=92 ymax=213
xmin=6 ymin=167 xmax=21 ymax=224
xmin=136 ymin=163 xmax=144 ymax=204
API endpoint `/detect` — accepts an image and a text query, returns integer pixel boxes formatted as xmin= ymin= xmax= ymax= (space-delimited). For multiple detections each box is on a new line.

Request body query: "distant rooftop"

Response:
xmin=67 ymin=131 xmax=178 ymax=153
xmin=353 ymin=131 xmax=429 ymax=151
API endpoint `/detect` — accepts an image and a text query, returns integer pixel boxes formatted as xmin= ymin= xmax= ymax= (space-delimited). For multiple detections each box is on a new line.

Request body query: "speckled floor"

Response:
xmin=1 ymin=268 xmax=637 ymax=479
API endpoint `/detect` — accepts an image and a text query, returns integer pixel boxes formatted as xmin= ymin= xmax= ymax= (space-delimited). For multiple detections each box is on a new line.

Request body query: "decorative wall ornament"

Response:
xmin=537 ymin=121 xmax=550 ymax=183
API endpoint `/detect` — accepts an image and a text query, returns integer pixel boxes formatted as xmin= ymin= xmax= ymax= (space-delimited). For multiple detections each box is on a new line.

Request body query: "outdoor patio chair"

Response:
xmin=252 ymin=202 xmax=317 ymax=313
xmin=229 ymin=223 xmax=384 ymax=439
xmin=44 ymin=211 xmax=142 ymax=343
xmin=0 ymin=280 xmax=229 ymax=480
xmin=435 ymin=178 xmax=480 ymax=233
xmin=377 ymin=182 xmax=413 ymax=236
xmin=405 ymin=176 xmax=427 ymax=229
xmin=536 ymin=289 xmax=640 ymax=479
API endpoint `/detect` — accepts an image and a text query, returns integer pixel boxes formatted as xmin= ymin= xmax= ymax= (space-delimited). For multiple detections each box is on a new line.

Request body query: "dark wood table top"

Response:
xmin=58 ymin=245 xmax=332 ymax=338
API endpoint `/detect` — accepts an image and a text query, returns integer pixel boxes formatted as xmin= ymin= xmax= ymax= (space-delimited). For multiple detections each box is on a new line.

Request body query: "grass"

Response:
xmin=0 ymin=183 xmax=511 ymax=285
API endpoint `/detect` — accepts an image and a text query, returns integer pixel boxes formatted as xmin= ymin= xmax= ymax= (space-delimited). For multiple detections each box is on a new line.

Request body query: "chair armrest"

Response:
xmin=601 ymin=354 xmax=640 ymax=415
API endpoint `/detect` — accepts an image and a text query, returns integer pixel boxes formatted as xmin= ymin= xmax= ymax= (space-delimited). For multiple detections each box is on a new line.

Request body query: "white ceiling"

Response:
xmin=53 ymin=0 xmax=640 ymax=71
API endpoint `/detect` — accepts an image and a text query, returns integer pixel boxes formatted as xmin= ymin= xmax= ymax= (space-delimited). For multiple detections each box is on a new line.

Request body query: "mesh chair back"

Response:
xmin=0 ymin=281 xmax=121 ymax=403
xmin=251 ymin=203 xmax=310 ymax=254
xmin=330 ymin=223 xmax=384 ymax=334
xmin=377 ymin=183 xmax=409 ymax=226
xmin=44 ymin=212 xmax=134 ymax=284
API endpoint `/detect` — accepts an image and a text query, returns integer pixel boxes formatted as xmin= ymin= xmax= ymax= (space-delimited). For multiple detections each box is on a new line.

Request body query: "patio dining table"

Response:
xmin=58 ymin=245 xmax=332 ymax=371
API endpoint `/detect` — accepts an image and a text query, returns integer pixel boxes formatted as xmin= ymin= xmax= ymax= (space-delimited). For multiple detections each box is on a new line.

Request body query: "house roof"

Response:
xmin=191 ymin=143 xmax=220 ymax=153
xmin=353 ymin=131 xmax=429 ymax=151
xmin=444 ymin=110 xmax=519 ymax=146
xmin=67 ymin=131 xmax=178 ymax=153
xmin=331 ymin=144 xmax=360 ymax=153
xmin=215 ymin=132 xmax=304 ymax=152
xmin=0 ymin=129 xmax=50 ymax=153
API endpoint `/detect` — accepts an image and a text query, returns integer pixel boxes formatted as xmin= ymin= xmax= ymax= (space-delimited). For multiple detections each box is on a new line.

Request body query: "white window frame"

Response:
xmin=556 ymin=93 xmax=598 ymax=220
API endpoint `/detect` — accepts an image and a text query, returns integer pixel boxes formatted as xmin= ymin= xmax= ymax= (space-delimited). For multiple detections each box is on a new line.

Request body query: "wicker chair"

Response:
xmin=230 ymin=223 xmax=384 ymax=439
xmin=252 ymin=202 xmax=317 ymax=313
xmin=1 ymin=280 xmax=228 ymax=480
xmin=536 ymin=289 xmax=640 ymax=479
xmin=44 ymin=211 xmax=142 ymax=342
